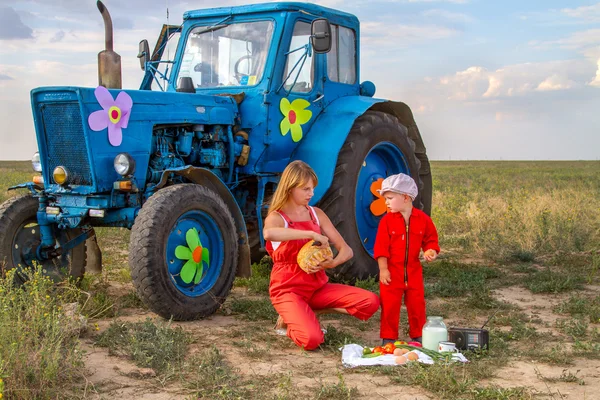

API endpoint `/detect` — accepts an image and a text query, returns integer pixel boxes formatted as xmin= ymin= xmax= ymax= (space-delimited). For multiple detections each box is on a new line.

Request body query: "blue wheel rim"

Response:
xmin=355 ymin=142 xmax=410 ymax=255
xmin=165 ymin=210 xmax=224 ymax=297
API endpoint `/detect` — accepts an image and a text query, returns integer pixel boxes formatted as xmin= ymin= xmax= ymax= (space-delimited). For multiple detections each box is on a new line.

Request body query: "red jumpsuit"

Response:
xmin=373 ymin=208 xmax=440 ymax=340
xmin=266 ymin=206 xmax=380 ymax=350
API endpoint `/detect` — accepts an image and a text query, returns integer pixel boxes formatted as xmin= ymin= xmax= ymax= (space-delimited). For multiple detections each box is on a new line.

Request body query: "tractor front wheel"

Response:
xmin=0 ymin=194 xmax=86 ymax=284
xmin=129 ymin=184 xmax=238 ymax=320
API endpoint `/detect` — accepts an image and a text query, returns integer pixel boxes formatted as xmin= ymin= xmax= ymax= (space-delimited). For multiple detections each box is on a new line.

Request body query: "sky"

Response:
xmin=0 ymin=0 xmax=598 ymax=161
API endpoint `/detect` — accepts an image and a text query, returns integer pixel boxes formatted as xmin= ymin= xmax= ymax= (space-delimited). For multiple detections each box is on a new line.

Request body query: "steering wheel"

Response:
xmin=234 ymin=55 xmax=253 ymax=84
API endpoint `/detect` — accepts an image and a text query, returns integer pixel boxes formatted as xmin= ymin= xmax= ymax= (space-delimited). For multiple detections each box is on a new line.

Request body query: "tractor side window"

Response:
xmin=327 ymin=25 xmax=356 ymax=85
xmin=282 ymin=21 xmax=313 ymax=93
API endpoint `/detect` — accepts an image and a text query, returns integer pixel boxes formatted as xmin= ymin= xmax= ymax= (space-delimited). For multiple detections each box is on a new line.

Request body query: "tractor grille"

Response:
xmin=40 ymin=102 xmax=93 ymax=186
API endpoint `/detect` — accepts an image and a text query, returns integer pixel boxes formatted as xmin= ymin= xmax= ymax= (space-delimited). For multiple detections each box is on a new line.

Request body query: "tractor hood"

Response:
xmin=30 ymin=86 xmax=238 ymax=194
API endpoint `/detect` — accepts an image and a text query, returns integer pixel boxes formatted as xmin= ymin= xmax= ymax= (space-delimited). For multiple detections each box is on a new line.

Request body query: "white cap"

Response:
xmin=377 ymin=173 xmax=418 ymax=200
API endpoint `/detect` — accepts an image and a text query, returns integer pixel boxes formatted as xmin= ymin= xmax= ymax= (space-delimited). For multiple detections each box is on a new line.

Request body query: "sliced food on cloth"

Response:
xmin=341 ymin=344 xmax=468 ymax=368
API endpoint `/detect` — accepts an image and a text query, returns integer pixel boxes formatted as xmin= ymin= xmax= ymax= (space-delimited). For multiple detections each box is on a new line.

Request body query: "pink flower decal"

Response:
xmin=87 ymin=86 xmax=133 ymax=146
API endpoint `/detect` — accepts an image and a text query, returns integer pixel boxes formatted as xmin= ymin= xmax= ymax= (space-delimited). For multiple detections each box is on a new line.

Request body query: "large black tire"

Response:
xmin=129 ymin=184 xmax=238 ymax=321
xmin=318 ymin=111 xmax=429 ymax=281
xmin=0 ymin=194 xmax=86 ymax=284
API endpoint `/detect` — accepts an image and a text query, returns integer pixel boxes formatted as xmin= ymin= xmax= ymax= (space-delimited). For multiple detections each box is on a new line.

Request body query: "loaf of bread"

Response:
xmin=297 ymin=240 xmax=333 ymax=273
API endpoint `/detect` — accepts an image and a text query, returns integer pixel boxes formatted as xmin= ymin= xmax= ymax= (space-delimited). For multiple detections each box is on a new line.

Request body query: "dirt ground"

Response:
xmin=78 ymin=281 xmax=600 ymax=400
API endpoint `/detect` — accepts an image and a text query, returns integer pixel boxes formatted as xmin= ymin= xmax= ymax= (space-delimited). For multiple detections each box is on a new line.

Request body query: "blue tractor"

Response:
xmin=0 ymin=1 xmax=432 ymax=320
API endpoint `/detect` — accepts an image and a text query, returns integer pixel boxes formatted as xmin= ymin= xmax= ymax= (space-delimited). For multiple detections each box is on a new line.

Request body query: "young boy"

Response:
xmin=373 ymin=173 xmax=440 ymax=345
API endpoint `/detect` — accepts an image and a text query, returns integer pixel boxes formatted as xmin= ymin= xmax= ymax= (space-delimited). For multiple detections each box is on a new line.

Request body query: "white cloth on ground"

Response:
xmin=340 ymin=344 xmax=468 ymax=368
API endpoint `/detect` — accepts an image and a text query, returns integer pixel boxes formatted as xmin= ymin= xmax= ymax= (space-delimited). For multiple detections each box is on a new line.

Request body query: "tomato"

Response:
xmin=363 ymin=347 xmax=372 ymax=355
xmin=383 ymin=343 xmax=396 ymax=354
xmin=373 ymin=346 xmax=385 ymax=354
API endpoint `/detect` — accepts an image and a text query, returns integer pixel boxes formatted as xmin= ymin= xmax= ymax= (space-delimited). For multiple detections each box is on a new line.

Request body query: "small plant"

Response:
xmin=225 ymin=297 xmax=278 ymax=321
xmin=321 ymin=325 xmax=361 ymax=353
xmin=510 ymin=250 xmax=536 ymax=263
xmin=353 ymin=276 xmax=379 ymax=294
xmin=556 ymin=318 xmax=588 ymax=340
xmin=313 ymin=374 xmax=359 ymax=399
xmin=234 ymin=257 xmax=273 ymax=294
xmin=95 ymin=318 xmax=189 ymax=375
xmin=0 ymin=267 xmax=84 ymax=399
xmin=524 ymin=269 xmax=584 ymax=293
xmin=424 ymin=260 xmax=500 ymax=298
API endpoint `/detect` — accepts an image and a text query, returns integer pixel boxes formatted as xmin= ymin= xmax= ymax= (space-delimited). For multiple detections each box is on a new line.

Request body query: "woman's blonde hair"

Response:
xmin=268 ymin=161 xmax=318 ymax=213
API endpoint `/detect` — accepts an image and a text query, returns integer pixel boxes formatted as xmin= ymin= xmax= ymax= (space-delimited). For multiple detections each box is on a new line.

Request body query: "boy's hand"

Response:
xmin=380 ymin=269 xmax=391 ymax=285
xmin=423 ymin=249 xmax=438 ymax=262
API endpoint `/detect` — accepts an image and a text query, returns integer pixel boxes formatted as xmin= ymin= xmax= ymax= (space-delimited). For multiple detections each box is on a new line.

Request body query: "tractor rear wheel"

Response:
xmin=129 ymin=184 xmax=238 ymax=321
xmin=318 ymin=111 xmax=429 ymax=281
xmin=0 ymin=194 xmax=86 ymax=284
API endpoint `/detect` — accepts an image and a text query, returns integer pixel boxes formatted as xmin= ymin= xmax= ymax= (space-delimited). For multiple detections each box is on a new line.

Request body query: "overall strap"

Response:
xmin=308 ymin=206 xmax=320 ymax=226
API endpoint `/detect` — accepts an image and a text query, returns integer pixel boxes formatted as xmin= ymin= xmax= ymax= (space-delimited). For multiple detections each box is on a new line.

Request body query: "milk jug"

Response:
xmin=422 ymin=316 xmax=448 ymax=351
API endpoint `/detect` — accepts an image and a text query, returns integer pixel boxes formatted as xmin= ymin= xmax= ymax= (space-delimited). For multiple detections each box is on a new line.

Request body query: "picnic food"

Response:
xmin=382 ymin=343 xmax=396 ymax=354
xmin=395 ymin=355 xmax=408 ymax=365
xmin=297 ymin=240 xmax=333 ymax=273
xmin=406 ymin=352 xmax=419 ymax=361
xmin=394 ymin=348 xmax=409 ymax=356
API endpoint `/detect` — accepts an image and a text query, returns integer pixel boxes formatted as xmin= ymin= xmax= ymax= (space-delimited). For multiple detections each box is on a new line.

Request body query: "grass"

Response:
xmin=95 ymin=318 xmax=189 ymax=376
xmin=424 ymin=260 xmax=501 ymax=299
xmin=524 ymin=268 xmax=585 ymax=293
xmin=432 ymin=161 xmax=600 ymax=261
xmin=233 ymin=256 xmax=272 ymax=295
xmin=554 ymin=294 xmax=600 ymax=323
xmin=0 ymin=268 xmax=84 ymax=399
xmin=224 ymin=297 xmax=279 ymax=321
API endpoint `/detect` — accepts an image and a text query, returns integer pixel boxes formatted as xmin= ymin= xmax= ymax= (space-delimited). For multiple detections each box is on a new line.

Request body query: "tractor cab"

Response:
xmin=138 ymin=3 xmax=363 ymax=174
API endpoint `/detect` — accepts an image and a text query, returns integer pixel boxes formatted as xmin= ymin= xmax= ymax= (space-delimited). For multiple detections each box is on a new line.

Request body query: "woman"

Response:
xmin=263 ymin=160 xmax=380 ymax=350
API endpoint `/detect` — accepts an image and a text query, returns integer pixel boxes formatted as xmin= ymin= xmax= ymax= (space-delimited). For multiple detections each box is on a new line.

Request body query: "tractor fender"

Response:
xmin=155 ymin=166 xmax=251 ymax=278
xmin=291 ymin=96 xmax=385 ymax=203
xmin=292 ymin=97 xmax=427 ymax=204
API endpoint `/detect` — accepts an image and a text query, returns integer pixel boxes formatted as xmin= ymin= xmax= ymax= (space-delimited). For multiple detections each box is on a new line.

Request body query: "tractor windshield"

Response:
xmin=178 ymin=21 xmax=274 ymax=88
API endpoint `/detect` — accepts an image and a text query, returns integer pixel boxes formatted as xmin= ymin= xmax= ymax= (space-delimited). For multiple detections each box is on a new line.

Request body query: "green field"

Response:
xmin=0 ymin=160 xmax=599 ymax=399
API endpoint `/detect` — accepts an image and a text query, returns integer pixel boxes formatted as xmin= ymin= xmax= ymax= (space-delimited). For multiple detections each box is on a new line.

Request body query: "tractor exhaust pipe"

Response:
xmin=97 ymin=0 xmax=122 ymax=88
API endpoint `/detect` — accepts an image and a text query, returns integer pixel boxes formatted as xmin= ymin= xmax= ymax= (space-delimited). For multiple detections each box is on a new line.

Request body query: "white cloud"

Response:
xmin=562 ymin=3 xmax=600 ymax=23
xmin=590 ymin=59 xmax=600 ymax=87
xmin=431 ymin=59 xmax=596 ymax=101
xmin=536 ymin=74 xmax=577 ymax=92
xmin=362 ymin=21 xmax=457 ymax=47
xmin=421 ymin=9 xmax=473 ymax=23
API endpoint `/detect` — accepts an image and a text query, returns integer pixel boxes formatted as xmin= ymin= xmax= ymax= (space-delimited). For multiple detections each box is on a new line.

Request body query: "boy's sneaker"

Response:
xmin=382 ymin=338 xmax=396 ymax=345
xmin=410 ymin=336 xmax=422 ymax=344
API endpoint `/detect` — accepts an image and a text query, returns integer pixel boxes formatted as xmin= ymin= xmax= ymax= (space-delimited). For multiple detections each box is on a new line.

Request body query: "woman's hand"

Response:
xmin=312 ymin=232 xmax=330 ymax=247
xmin=317 ymin=256 xmax=336 ymax=270
xmin=423 ymin=249 xmax=438 ymax=262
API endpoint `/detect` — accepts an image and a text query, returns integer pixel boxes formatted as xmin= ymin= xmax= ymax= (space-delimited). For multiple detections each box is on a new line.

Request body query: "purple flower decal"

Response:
xmin=87 ymin=86 xmax=133 ymax=146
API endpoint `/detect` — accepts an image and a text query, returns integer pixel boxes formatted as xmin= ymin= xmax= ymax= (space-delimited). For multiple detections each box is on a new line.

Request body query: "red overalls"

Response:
xmin=267 ymin=207 xmax=380 ymax=350
xmin=373 ymin=208 xmax=440 ymax=340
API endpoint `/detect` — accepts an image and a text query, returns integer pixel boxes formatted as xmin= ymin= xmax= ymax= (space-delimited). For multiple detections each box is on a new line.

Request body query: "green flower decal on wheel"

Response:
xmin=175 ymin=228 xmax=210 ymax=284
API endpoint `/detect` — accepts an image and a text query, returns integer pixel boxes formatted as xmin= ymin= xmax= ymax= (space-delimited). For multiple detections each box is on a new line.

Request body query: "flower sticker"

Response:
xmin=369 ymin=178 xmax=388 ymax=216
xmin=279 ymin=98 xmax=312 ymax=142
xmin=88 ymin=86 xmax=133 ymax=146
xmin=174 ymin=227 xmax=210 ymax=284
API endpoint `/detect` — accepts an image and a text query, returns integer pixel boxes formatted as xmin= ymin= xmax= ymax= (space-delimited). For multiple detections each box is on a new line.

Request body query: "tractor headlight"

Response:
xmin=53 ymin=166 xmax=69 ymax=185
xmin=114 ymin=153 xmax=135 ymax=176
xmin=32 ymin=152 xmax=42 ymax=172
